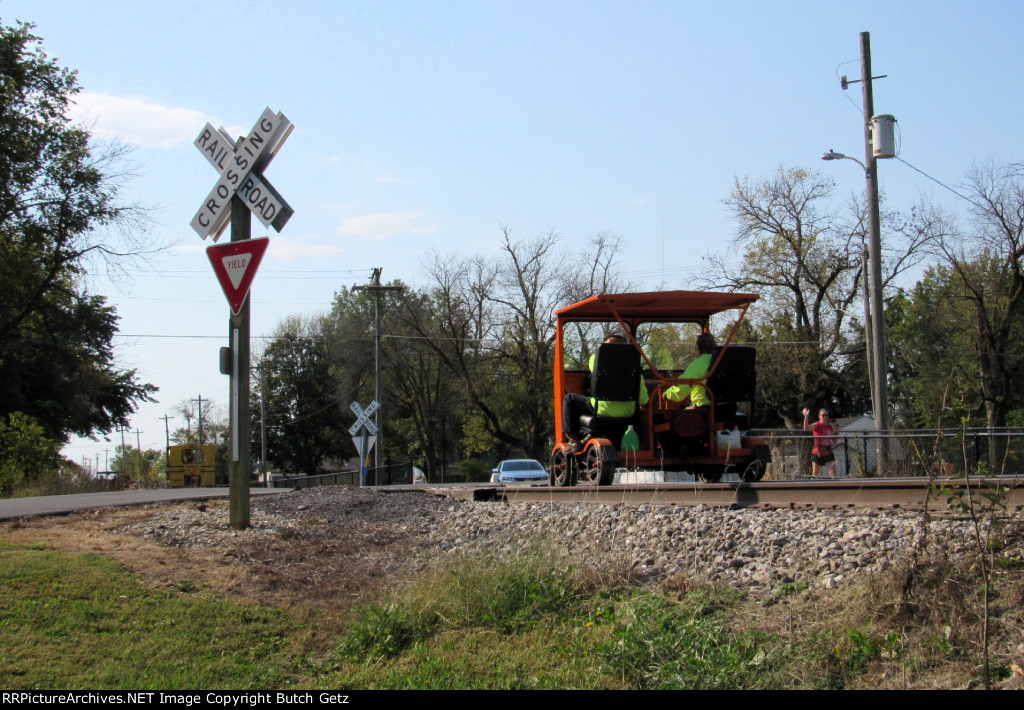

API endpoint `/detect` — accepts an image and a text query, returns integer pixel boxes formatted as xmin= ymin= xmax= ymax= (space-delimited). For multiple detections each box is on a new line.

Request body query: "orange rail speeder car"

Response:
xmin=551 ymin=290 xmax=771 ymax=486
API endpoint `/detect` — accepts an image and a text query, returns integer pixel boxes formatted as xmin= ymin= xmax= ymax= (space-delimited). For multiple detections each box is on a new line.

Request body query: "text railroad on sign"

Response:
xmin=191 ymin=107 xmax=294 ymax=241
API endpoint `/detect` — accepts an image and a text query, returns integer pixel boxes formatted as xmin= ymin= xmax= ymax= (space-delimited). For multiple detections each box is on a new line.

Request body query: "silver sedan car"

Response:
xmin=491 ymin=458 xmax=548 ymax=483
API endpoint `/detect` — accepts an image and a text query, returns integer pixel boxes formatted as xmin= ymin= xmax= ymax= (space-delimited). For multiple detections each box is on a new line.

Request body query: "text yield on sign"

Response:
xmin=206 ymin=237 xmax=270 ymax=315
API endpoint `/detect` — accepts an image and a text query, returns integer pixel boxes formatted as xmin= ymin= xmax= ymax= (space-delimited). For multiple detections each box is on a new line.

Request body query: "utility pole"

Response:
xmin=860 ymin=241 xmax=875 ymax=414
xmin=260 ymin=366 xmax=267 ymax=485
xmin=192 ymin=394 xmax=208 ymax=445
xmin=160 ymin=414 xmax=173 ymax=483
xmin=824 ymin=31 xmax=892 ymax=476
xmin=860 ymin=31 xmax=890 ymax=476
xmin=161 ymin=414 xmax=173 ymax=449
xmin=250 ymin=360 xmax=268 ymax=486
xmin=353 ymin=268 xmax=405 ymax=474
xmin=133 ymin=427 xmax=143 ymax=481
xmin=118 ymin=424 xmax=127 ymax=480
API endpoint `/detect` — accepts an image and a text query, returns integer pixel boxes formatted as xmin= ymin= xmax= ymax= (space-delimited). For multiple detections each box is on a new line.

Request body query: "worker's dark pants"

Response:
xmin=562 ymin=393 xmax=593 ymax=439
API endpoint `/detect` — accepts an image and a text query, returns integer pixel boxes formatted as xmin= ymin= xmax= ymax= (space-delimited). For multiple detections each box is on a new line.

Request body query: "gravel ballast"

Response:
xmin=116 ymin=486 xmax=1024 ymax=598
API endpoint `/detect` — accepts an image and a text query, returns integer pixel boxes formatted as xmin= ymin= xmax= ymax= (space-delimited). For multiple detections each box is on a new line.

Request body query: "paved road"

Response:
xmin=0 ymin=487 xmax=287 ymax=521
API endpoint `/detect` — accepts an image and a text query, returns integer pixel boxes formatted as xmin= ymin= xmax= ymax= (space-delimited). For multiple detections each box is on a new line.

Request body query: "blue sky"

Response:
xmin=8 ymin=0 xmax=1023 ymax=468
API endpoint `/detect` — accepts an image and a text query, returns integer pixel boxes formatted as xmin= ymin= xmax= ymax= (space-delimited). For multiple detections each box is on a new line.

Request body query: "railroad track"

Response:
xmin=475 ymin=476 xmax=1024 ymax=511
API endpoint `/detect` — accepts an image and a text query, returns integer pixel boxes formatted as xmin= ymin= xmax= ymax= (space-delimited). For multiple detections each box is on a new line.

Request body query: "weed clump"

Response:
xmin=600 ymin=588 xmax=773 ymax=690
xmin=337 ymin=544 xmax=619 ymax=661
xmin=339 ymin=602 xmax=433 ymax=659
xmin=868 ymin=551 xmax=979 ymax=633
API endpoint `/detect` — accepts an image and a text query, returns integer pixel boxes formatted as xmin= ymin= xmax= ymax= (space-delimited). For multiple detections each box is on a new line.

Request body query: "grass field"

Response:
xmin=2 ymin=535 xmax=1022 ymax=690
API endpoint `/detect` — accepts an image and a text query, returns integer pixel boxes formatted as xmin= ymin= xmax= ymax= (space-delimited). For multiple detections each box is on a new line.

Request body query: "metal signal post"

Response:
xmin=228 ymin=196 xmax=252 ymax=529
xmin=193 ymin=108 xmax=293 ymax=530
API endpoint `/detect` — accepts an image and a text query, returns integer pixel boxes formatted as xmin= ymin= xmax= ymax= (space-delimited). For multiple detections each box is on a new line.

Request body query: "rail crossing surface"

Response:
xmin=438 ymin=477 xmax=1024 ymax=512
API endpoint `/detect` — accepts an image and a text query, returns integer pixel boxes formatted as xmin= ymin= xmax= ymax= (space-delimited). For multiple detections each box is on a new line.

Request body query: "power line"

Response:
xmin=118 ymin=267 xmax=370 ymax=277
xmin=895 ymin=157 xmax=986 ymax=210
xmin=111 ymin=330 xmax=1022 ymax=356
xmin=115 ymin=334 xmax=282 ymax=339
xmin=114 ymin=295 xmax=331 ymax=303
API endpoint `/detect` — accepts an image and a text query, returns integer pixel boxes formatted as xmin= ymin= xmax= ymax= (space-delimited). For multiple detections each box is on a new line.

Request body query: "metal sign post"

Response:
xmin=229 ymin=197 xmax=251 ymax=529
xmin=350 ymin=400 xmax=379 ymax=486
xmin=193 ymin=107 xmax=293 ymax=530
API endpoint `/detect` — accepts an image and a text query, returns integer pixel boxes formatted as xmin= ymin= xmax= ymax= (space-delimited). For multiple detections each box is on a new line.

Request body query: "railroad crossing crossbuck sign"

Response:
xmin=350 ymin=400 xmax=380 ymax=461
xmin=349 ymin=400 xmax=379 ymax=436
xmin=191 ymin=107 xmax=294 ymax=240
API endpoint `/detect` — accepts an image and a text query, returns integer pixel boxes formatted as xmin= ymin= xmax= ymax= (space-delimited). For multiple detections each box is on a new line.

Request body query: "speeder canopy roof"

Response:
xmin=556 ymin=291 xmax=759 ymax=322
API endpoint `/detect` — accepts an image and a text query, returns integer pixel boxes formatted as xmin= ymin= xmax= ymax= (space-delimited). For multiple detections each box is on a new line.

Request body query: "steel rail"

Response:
xmin=493 ymin=477 xmax=1024 ymax=511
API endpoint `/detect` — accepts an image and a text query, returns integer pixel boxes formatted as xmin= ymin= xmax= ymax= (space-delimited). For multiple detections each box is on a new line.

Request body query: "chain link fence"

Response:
xmin=756 ymin=428 xmax=1024 ymax=479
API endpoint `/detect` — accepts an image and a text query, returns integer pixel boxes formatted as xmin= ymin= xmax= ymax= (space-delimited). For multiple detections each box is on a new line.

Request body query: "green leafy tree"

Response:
xmin=110 ymin=444 xmax=166 ymax=486
xmin=0 ymin=412 xmax=60 ymax=496
xmin=248 ymin=231 xmax=626 ymax=473
xmin=887 ymin=265 xmax=979 ymax=427
xmin=893 ymin=165 xmax=1024 ymax=467
xmin=0 ymin=21 xmax=155 ymax=440
xmin=926 ymin=164 xmax=1024 ymax=458
xmin=320 ymin=284 xmax=377 ymax=458
xmin=380 ymin=289 xmax=465 ymax=478
xmin=255 ymin=316 xmax=349 ymax=474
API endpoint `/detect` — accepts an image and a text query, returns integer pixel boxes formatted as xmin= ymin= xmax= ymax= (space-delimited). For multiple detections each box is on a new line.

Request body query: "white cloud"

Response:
xmin=338 ymin=211 xmax=435 ymax=240
xmin=174 ymin=235 xmax=344 ymax=262
xmin=269 ymin=237 xmax=344 ymax=262
xmin=69 ymin=93 xmax=209 ymax=148
xmin=171 ymin=243 xmax=207 ymax=254
xmin=377 ymin=174 xmax=414 ymax=186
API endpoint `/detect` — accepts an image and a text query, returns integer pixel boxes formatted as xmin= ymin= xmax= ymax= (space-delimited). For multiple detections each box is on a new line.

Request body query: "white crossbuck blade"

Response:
xmin=191 ymin=107 xmax=294 ymax=240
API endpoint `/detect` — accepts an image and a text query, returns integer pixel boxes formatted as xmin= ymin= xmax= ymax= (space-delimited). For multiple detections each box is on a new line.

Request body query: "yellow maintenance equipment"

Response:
xmin=167 ymin=444 xmax=218 ymax=487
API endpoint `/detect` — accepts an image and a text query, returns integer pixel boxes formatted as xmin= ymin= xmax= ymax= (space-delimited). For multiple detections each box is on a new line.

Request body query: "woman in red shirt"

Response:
xmin=802 ymin=407 xmax=838 ymax=478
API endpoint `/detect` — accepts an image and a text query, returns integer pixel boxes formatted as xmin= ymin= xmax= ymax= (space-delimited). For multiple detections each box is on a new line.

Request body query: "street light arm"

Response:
xmin=821 ymin=149 xmax=867 ymax=173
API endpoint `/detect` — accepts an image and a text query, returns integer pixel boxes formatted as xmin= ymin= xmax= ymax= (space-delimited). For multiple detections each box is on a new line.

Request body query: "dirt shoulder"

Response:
xmin=3 ymin=485 xmax=1023 ymax=689
xmin=0 ymin=487 xmax=462 ymax=640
